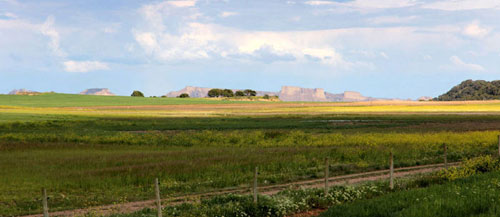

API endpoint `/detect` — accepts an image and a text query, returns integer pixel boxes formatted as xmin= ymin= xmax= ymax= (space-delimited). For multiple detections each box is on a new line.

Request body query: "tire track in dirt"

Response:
xmin=21 ymin=162 xmax=456 ymax=217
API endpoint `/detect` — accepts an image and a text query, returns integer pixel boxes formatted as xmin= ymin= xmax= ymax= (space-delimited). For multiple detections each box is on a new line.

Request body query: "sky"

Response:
xmin=1 ymin=0 xmax=500 ymax=99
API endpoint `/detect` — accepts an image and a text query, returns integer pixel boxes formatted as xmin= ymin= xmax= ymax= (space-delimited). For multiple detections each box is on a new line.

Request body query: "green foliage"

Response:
xmin=437 ymin=155 xmax=500 ymax=181
xmin=109 ymin=184 xmax=384 ymax=217
xmin=320 ymin=171 xmax=500 ymax=217
xmin=208 ymin=89 xmax=223 ymax=97
xmin=235 ymin=90 xmax=245 ymax=97
xmin=436 ymin=79 xmax=500 ymax=101
xmin=177 ymin=93 xmax=190 ymax=98
xmin=263 ymin=94 xmax=270 ymax=99
xmin=243 ymin=89 xmax=257 ymax=96
xmin=131 ymin=90 xmax=145 ymax=97
xmin=222 ymin=89 xmax=234 ymax=97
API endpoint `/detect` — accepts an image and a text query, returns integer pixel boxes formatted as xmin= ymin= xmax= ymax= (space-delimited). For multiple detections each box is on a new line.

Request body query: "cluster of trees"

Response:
xmin=131 ymin=90 xmax=144 ymax=97
xmin=207 ymin=89 xmax=257 ymax=98
xmin=436 ymin=79 xmax=500 ymax=101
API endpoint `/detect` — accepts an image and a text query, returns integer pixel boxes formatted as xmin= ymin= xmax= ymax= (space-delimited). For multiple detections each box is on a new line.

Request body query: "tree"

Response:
xmin=222 ymin=89 xmax=234 ymax=97
xmin=235 ymin=90 xmax=245 ymax=96
xmin=178 ymin=93 xmax=190 ymax=98
xmin=263 ymin=94 xmax=270 ymax=99
xmin=131 ymin=90 xmax=144 ymax=97
xmin=208 ymin=89 xmax=223 ymax=97
xmin=243 ymin=89 xmax=257 ymax=96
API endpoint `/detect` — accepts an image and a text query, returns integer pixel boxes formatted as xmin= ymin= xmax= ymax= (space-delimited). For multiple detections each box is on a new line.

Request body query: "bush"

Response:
xmin=438 ymin=155 xmax=500 ymax=181
xmin=131 ymin=90 xmax=144 ymax=97
xmin=222 ymin=89 xmax=234 ymax=97
xmin=178 ymin=93 xmax=190 ymax=98
xmin=244 ymin=89 xmax=257 ymax=96
xmin=263 ymin=94 xmax=270 ymax=99
xmin=235 ymin=91 xmax=245 ymax=97
xmin=208 ymin=89 xmax=223 ymax=97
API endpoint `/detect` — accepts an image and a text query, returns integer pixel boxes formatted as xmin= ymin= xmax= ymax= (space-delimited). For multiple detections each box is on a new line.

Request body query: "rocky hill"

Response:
xmin=8 ymin=89 xmax=40 ymax=95
xmin=436 ymin=79 xmax=500 ymax=101
xmin=80 ymin=88 xmax=115 ymax=96
xmin=166 ymin=86 xmax=388 ymax=102
xmin=165 ymin=86 xmax=277 ymax=98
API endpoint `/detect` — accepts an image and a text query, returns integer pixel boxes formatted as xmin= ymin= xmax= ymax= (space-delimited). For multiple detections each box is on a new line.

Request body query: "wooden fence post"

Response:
xmin=155 ymin=178 xmax=162 ymax=217
xmin=253 ymin=166 xmax=258 ymax=204
xmin=42 ymin=188 xmax=49 ymax=217
xmin=389 ymin=152 xmax=394 ymax=190
xmin=324 ymin=157 xmax=329 ymax=196
xmin=444 ymin=144 xmax=448 ymax=169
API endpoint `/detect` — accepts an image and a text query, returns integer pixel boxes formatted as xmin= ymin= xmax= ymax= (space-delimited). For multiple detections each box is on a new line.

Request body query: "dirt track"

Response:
xmin=21 ymin=162 xmax=457 ymax=217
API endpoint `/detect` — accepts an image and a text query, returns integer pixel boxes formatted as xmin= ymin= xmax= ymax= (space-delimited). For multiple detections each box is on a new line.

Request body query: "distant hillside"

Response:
xmin=80 ymin=88 xmax=115 ymax=96
xmin=165 ymin=86 xmax=277 ymax=98
xmin=436 ymin=80 xmax=500 ymax=101
xmin=166 ymin=86 xmax=395 ymax=102
xmin=8 ymin=89 xmax=40 ymax=95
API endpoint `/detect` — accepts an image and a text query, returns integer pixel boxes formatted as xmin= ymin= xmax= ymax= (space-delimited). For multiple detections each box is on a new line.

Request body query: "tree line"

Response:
xmin=436 ymin=79 xmax=500 ymax=101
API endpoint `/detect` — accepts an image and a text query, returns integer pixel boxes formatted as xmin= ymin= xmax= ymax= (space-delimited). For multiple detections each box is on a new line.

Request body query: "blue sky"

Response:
xmin=1 ymin=0 xmax=500 ymax=98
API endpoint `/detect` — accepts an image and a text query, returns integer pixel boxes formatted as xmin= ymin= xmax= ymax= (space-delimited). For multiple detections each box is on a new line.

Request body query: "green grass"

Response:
xmin=320 ymin=170 xmax=500 ymax=217
xmin=0 ymin=93 xmax=273 ymax=107
xmin=2 ymin=97 xmax=500 ymax=216
xmin=2 ymin=112 xmax=500 ymax=215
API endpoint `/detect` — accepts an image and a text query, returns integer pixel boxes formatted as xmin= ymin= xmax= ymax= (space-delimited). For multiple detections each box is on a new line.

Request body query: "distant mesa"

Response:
xmin=165 ymin=86 xmax=277 ymax=98
xmin=80 ymin=88 xmax=115 ymax=96
xmin=418 ymin=96 xmax=433 ymax=101
xmin=8 ymin=89 xmax=40 ymax=95
xmin=165 ymin=86 xmax=394 ymax=102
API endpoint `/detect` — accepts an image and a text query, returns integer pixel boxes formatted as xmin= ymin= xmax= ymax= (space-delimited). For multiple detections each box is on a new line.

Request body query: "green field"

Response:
xmin=2 ymin=94 xmax=500 ymax=216
xmin=0 ymin=93 xmax=269 ymax=107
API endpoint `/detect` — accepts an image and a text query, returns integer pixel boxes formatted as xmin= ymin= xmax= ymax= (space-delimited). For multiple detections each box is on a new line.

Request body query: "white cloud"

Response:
xmin=450 ymin=56 xmax=485 ymax=71
xmin=166 ymin=0 xmax=196 ymax=7
xmin=380 ymin=52 xmax=389 ymax=59
xmin=305 ymin=0 xmax=418 ymax=9
xmin=220 ymin=11 xmax=238 ymax=17
xmin=462 ymin=22 xmax=490 ymax=38
xmin=40 ymin=16 xmax=66 ymax=57
xmin=368 ymin=16 xmax=418 ymax=24
xmin=0 ymin=12 xmax=17 ymax=19
xmin=422 ymin=0 xmax=500 ymax=11
xmin=63 ymin=61 xmax=109 ymax=73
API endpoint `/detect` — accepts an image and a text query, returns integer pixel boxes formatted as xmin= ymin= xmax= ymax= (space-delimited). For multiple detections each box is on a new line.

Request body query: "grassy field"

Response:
xmin=320 ymin=170 xmax=500 ymax=217
xmin=2 ymin=94 xmax=500 ymax=215
xmin=0 ymin=93 xmax=270 ymax=107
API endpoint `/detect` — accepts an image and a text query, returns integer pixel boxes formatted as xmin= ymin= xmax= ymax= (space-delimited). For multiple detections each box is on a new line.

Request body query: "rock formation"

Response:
xmin=278 ymin=86 xmax=328 ymax=102
xmin=165 ymin=86 xmax=277 ymax=98
xmin=80 ymin=88 xmax=115 ymax=96
xmin=165 ymin=86 xmax=397 ymax=102
xmin=8 ymin=89 xmax=40 ymax=95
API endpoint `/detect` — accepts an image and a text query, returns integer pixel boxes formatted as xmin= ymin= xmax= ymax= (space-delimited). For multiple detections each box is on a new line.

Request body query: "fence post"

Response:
xmin=498 ymin=135 xmax=500 ymax=157
xmin=389 ymin=152 xmax=394 ymax=190
xmin=444 ymin=144 xmax=448 ymax=169
xmin=42 ymin=188 xmax=49 ymax=217
xmin=324 ymin=157 xmax=329 ymax=196
xmin=155 ymin=178 xmax=162 ymax=217
xmin=253 ymin=166 xmax=258 ymax=204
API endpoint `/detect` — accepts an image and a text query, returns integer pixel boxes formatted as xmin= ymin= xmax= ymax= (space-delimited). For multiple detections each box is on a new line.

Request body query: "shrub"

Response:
xmin=438 ymin=155 xmax=500 ymax=181
xmin=131 ymin=90 xmax=144 ymax=97
xmin=235 ymin=91 xmax=245 ymax=97
xmin=222 ymin=89 xmax=234 ymax=97
xmin=208 ymin=89 xmax=223 ymax=97
xmin=178 ymin=93 xmax=190 ymax=98
xmin=244 ymin=89 xmax=257 ymax=96
xmin=263 ymin=94 xmax=270 ymax=99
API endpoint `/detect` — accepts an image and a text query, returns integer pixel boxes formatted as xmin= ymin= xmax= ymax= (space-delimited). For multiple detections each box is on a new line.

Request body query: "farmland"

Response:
xmin=2 ymin=94 xmax=500 ymax=216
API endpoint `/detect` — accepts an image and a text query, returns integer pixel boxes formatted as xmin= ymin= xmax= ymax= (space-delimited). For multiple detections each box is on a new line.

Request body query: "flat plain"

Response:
xmin=2 ymin=93 xmax=500 ymax=216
